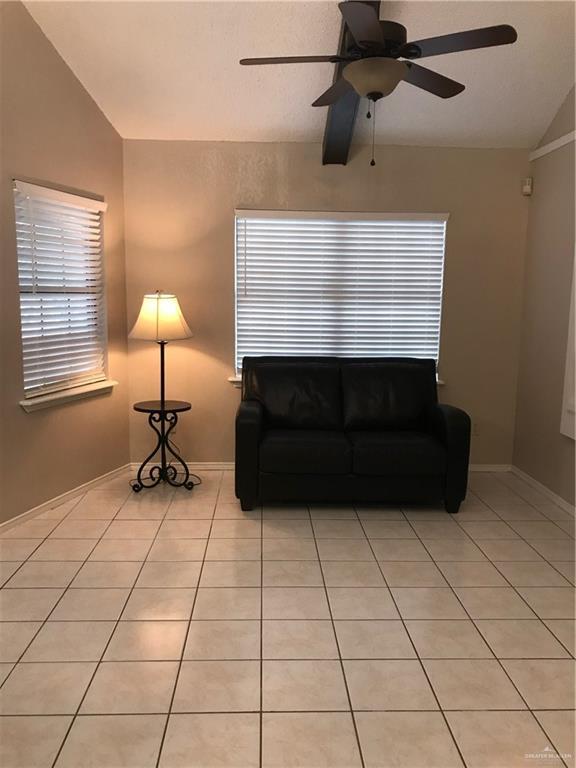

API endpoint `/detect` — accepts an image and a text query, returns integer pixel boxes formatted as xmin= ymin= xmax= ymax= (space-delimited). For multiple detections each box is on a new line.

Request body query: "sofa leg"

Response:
xmin=240 ymin=499 xmax=255 ymax=511
xmin=445 ymin=499 xmax=461 ymax=514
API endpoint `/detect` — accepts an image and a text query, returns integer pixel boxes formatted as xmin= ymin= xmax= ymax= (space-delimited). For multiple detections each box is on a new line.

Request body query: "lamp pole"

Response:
xmin=158 ymin=339 xmax=167 ymax=411
xmin=158 ymin=339 xmax=167 ymax=478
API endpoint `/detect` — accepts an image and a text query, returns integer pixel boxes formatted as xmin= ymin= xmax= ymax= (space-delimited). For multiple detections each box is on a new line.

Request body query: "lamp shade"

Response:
xmin=343 ymin=57 xmax=407 ymax=99
xmin=129 ymin=292 xmax=193 ymax=341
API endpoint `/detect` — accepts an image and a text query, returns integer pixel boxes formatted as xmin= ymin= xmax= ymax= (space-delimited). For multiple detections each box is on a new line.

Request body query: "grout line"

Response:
xmin=0 ymin=495 xmax=88 ymax=586
xmin=0 ymin=615 xmax=572 ymax=624
xmin=401 ymin=510 xmax=573 ymax=768
xmin=449 ymin=495 xmax=575 ymax=659
xmin=5 ymin=655 xmax=571 ymax=663
xmin=312 ymin=504 xmax=367 ymax=768
xmin=497 ymin=472 xmax=576 ymax=523
xmin=4 ymin=579 xmax=566 ymax=590
xmin=153 ymin=470 xmax=221 ymax=768
xmin=48 ymin=483 xmax=175 ymax=768
xmin=528 ymin=712 xmax=573 ymax=768
xmin=470 ymin=475 xmax=574 ymax=768
xmin=2 ymin=707 xmax=574 ymax=717
xmin=477 ymin=474 xmax=575 ymax=530
xmin=354 ymin=509 xmax=471 ymax=768
xmin=259 ymin=503 xmax=264 ymax=768
xmin=0 ymin=497 xmax=131 ymax=694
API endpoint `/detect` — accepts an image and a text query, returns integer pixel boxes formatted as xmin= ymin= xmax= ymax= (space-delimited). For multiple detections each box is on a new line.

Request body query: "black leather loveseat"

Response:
xmin=235 ymin=356 xmax=470 ymax=513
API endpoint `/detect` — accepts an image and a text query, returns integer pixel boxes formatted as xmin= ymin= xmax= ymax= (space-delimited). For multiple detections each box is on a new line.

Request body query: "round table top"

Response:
xmin=133 ymin=400 xmax=191 ymax=414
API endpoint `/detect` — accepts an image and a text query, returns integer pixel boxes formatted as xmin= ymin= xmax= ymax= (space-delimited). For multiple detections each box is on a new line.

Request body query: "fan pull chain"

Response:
xmin=366 ymin=97 xmax=372 ymax=120
xmin=370 ymin=100 xmax=376 ymax=167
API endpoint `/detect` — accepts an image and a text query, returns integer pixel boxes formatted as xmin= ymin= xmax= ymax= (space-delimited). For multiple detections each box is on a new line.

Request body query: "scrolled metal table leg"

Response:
xmin=131 ymin=409 xmax=194 ymax=492
xmin=131 ymin=413 xmax=165 ymax=491
xmin=164 ymin=412 xmax=195 ymax=490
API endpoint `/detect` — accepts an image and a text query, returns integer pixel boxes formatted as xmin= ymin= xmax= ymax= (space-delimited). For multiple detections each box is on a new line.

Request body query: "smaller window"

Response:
xmin=13 ymin=180 xmax=108 ymax=397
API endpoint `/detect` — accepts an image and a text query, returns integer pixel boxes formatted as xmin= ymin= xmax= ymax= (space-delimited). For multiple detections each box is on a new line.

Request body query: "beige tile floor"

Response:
xmin=0 ymin=470 xmax=574 ymax=768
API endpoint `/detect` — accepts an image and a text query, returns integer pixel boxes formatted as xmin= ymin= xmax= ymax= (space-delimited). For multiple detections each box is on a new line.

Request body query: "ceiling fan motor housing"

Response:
xmin=379 ymin=21 xmax=407 ymax=46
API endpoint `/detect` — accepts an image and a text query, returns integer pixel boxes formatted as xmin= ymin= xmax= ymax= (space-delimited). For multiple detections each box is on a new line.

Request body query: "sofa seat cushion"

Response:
xmin=349 ymin=431 xmax=446 ymax=476
xmin=260 ymin=430 xmax=352 ymax=475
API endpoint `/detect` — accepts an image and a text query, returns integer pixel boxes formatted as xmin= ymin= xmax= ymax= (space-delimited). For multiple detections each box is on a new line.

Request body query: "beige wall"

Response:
xmin=0 ymin=2 xmax=130 ymax=522
xmin=513 ymin=87 xmax=575 ymax=504
xmin=124 ymin=140 xmax=530 ymax=466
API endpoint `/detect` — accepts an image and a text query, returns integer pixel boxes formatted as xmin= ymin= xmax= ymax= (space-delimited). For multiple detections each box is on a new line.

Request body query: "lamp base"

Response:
xmin=131 ymin=400 xmax=195 ymax=492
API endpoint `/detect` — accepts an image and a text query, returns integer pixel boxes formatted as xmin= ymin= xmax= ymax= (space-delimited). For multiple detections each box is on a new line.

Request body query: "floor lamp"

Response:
xmin=129 ymin=291 xmax=194 ymax=491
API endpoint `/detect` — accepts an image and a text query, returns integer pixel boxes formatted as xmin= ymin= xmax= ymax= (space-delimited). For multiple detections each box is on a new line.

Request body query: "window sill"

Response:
xmin=19 ymin=379 xmax=118 ymax=412
xmin=228 ymin=374 xmax=445 ymax=387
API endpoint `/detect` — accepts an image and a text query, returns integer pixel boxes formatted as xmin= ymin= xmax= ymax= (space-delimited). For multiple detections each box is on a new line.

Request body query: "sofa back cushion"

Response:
xmin=341 ymin=358 xmax=437 ymax=430
xmin=242 ymin=357 xmax=342 ymax=429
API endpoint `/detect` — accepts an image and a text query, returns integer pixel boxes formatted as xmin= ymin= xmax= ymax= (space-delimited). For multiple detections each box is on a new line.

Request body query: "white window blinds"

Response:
xmin=14 ymin=180 xmax=108 ymax=397
xmin=235 ymin=211 xmax=448 ymax=371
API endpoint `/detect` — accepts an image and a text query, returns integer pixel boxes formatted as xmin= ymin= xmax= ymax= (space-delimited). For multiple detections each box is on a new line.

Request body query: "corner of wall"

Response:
xmin=511 ymin=83 xmax=576 ymax=505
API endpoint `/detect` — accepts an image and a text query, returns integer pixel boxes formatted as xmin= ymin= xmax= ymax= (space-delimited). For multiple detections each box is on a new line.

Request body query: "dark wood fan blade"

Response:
xmin=403 ymin=62 xmax=465 ymax=98
xmin=240 ymin=55 xmax=342 ymax=65
xmin=312 ymin=77 xmax=355 ymax=107
xmin=338 ymin=2 xmax=383 ymax=46
xmin=404 ymin=24 xmax=517 ymax=59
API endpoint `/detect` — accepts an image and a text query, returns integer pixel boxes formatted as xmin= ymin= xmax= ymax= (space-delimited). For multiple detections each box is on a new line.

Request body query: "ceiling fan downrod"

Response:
xmin=370 ymin=98 xmax=376 ymax=166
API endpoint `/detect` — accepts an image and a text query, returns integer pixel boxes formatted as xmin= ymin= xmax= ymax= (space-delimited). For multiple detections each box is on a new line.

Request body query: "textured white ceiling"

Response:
xmin=25 ymin=0 xmax=575 ymax=147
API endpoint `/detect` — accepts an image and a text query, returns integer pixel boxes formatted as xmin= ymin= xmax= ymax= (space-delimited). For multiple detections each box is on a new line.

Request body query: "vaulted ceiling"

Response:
xmin=26 ymin=1 xmax=575 ymax=148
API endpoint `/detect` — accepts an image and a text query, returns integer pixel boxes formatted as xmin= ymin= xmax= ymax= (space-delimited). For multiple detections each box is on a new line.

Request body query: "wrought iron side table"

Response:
xmin=131 ymin=400 xmax=195 ymax=492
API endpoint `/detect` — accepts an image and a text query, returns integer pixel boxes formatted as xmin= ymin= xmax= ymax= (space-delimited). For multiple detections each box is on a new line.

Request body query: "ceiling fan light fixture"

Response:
xmin=343 ymin=57 xmax=408 ymax=100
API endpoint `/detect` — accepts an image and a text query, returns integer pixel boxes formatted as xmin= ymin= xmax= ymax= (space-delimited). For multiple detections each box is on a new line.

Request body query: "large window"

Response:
xmin=13 ymin=181 xmax=108 ymax=397
xmin=234 ymin=211 xmax=448 ymax=372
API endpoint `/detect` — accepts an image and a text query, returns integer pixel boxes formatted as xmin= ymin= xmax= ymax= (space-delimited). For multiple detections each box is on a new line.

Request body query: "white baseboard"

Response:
xmin=511 ymin=465 xmax=575 ymax=515
xmin=127 ymin=462 xmax=509 ymax=474
xmin=129 ymin=462 xmax=508 ymax=474
xmin=469 ymin=464 xmax=512 ymax=472
xmin=187 ymin=461 xmax=235 ymax=471
xmin=129 ymin=461 xmax=234 ymax=472
xmin=0 ymin=464 xmax=132 ymax=532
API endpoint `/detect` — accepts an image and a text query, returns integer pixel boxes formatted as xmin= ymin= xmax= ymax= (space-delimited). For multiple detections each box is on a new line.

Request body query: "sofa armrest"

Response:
xmin=428 ymin=404 xmax=471 ymax=507
xmin=235 ymin=400 xmax=264 ymax=508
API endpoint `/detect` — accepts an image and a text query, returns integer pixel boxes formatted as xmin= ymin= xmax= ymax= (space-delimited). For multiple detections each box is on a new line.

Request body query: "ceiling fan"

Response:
xmin=240 ymin=2 xmax=517 ymax=109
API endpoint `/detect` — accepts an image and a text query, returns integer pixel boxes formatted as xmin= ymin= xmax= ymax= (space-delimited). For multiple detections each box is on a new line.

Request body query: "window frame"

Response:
xmin=233 ymin=209 xmax=449 ymax=375
xmin=13 ymin=179 xmax=111 ymax=403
